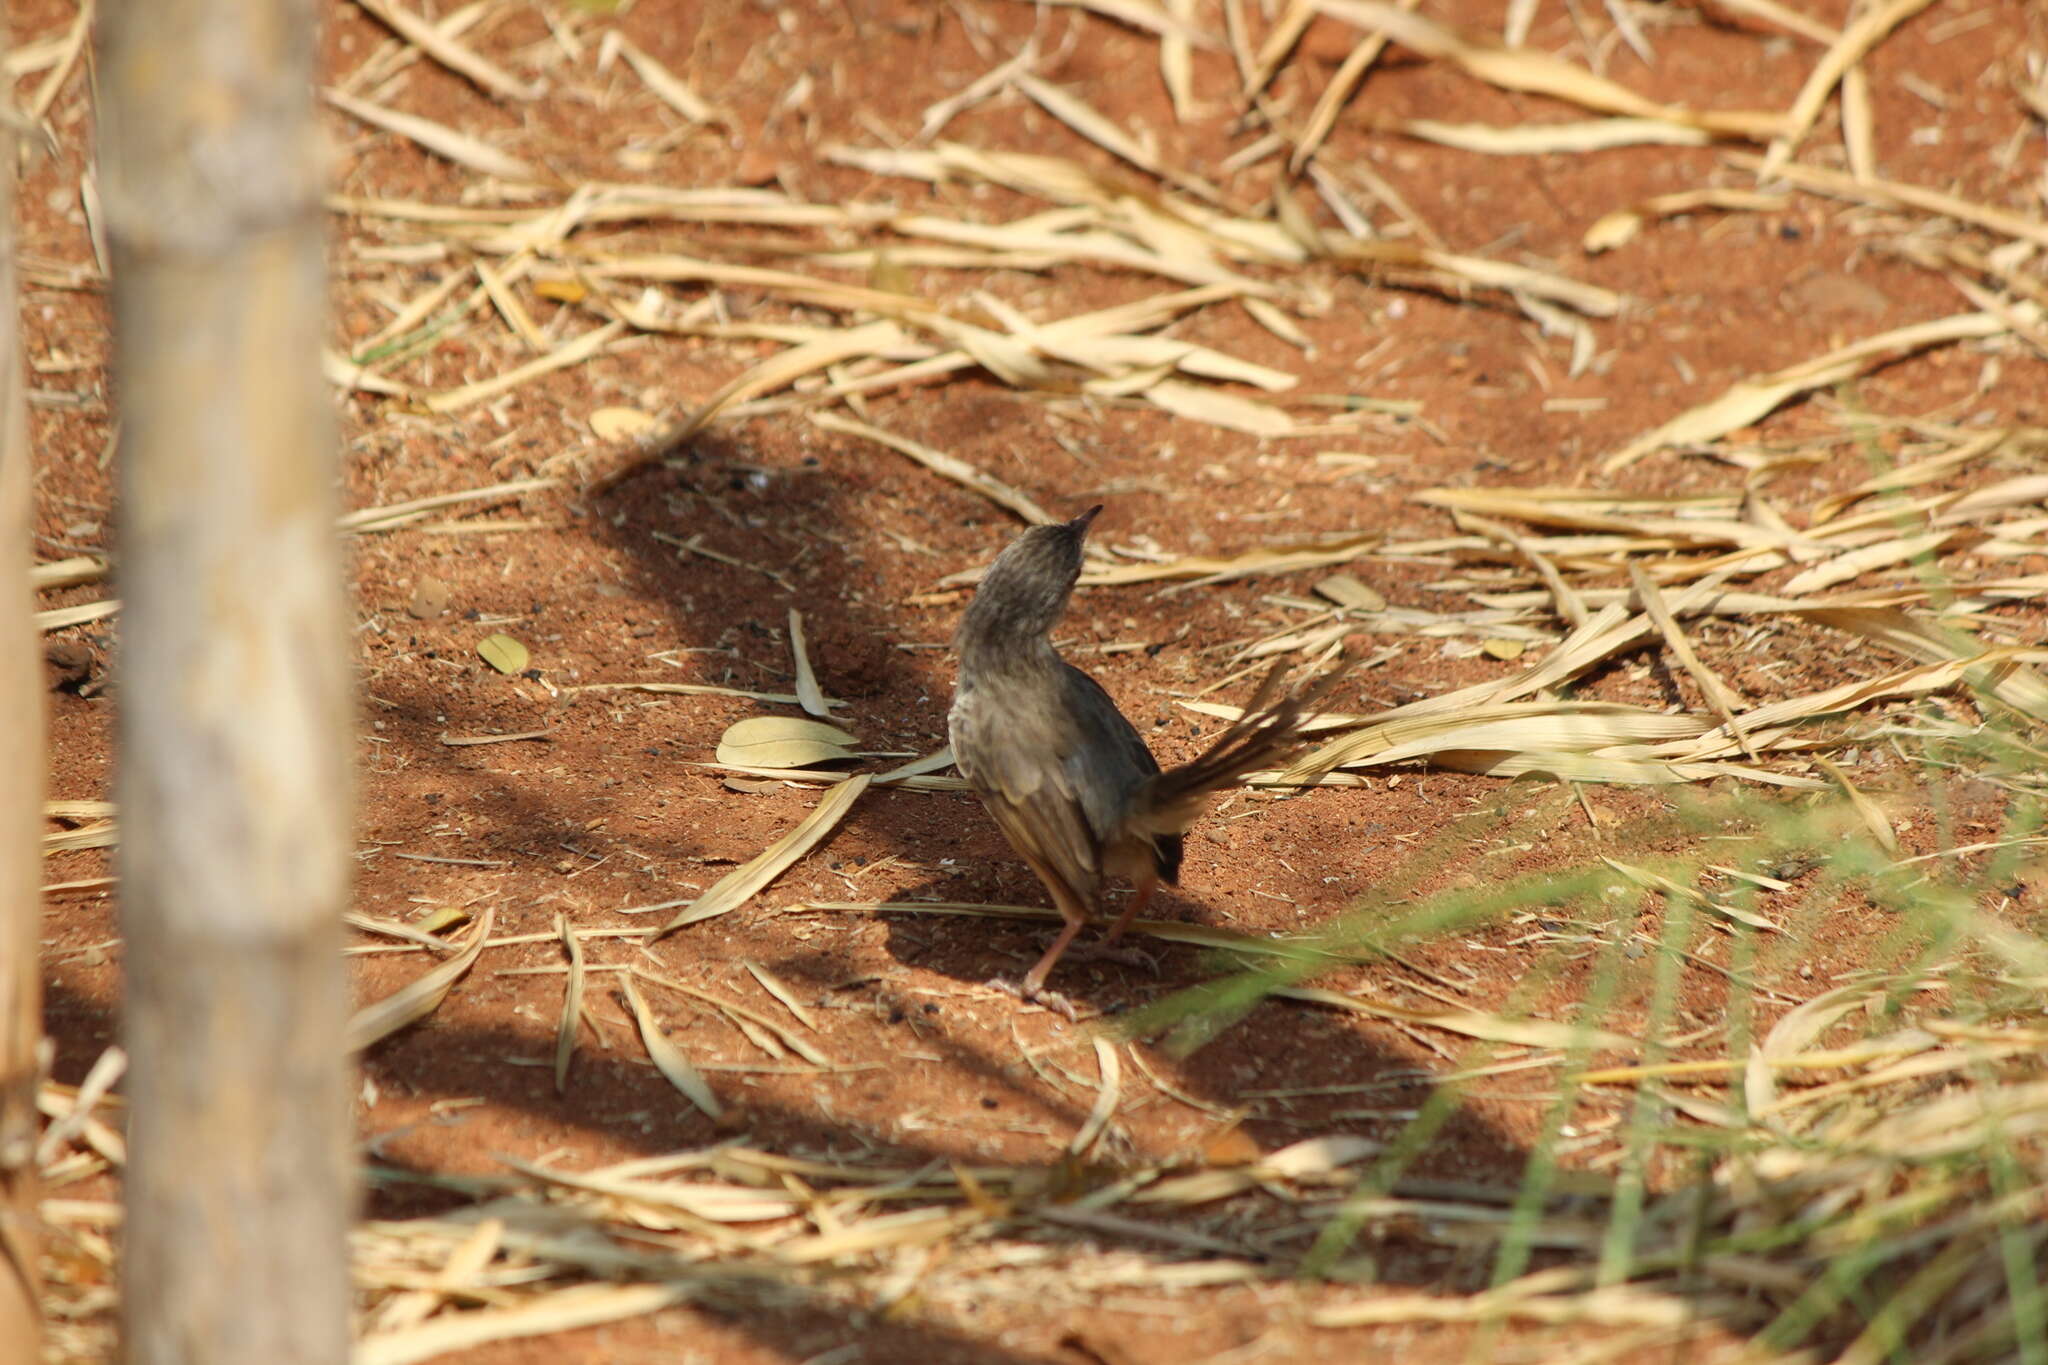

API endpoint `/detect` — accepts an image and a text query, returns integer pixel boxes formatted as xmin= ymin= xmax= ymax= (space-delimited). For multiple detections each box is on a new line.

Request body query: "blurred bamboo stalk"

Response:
xmin=101 ymin=3 xmax=354 ymax=1362
xmin=0 ymin=6 xmax=43 ymax=1349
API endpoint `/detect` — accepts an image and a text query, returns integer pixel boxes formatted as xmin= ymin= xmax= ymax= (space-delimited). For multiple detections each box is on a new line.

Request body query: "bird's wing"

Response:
xmin=951 ymin=678 xmax=1102 ymax=916
xmin=1055 ymin=664 xmax=1182 ymax=881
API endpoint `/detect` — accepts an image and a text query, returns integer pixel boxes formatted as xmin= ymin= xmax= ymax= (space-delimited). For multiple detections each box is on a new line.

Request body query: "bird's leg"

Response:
xmin=985 ymin=863 xmax=1090 ymax=1016
xmin=1019 ymin=916 xmax=1086 ymax=999
xmin=985 ymin=920 xmax=1084 ymax=1019
xmin=1102 ymin=877 xmax=1157 ymax=946
xmin=1068 ymin=878 xmax=1160 ymax=974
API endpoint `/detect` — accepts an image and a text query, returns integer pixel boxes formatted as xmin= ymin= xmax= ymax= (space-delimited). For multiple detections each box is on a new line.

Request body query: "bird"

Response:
xmin=948 ymin=505 xmax=1347 ymax=1012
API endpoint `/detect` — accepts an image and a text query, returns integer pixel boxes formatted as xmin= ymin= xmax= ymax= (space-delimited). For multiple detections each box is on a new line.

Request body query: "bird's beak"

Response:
xmin=1068 ymin=505 xmax=1104 ymax=535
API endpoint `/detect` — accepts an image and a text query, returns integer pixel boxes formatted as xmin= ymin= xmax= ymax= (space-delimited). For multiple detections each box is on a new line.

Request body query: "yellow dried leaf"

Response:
xmin=620 ymin=974 xmax=721 ymax=1119
xmin=477 ymin=633 xmax=529 ymax=674
xmin=715 ymin=716 xmax=859 ymax=769
xmin=1316 ymin=574 xmax=1387 ymax=612
xmin=658 ymin=774 xmax=872 ymax=933
xmin=415 ymin=906 xmax=471 ymax=935
xmin=1280 ymin=985 xmax=1638 ymax=1051
xmin=532 ymin=274 xmax=587 ymax=303
xmin=590 ymin=406 xmax=657 ymax=440
xmin=346 ymin=907 xmax=495 ymax=1053
xmin=1601 ymin=311 xmax=2009 ymax=473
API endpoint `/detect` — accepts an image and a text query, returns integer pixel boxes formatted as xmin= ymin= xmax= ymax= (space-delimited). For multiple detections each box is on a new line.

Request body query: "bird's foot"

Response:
xmin=985 ymin=976 xmax=1079 ymax=1020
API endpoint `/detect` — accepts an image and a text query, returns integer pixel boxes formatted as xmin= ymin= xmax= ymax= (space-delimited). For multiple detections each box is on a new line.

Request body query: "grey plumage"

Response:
xmin=948 ymin=506 xmax=1346 ymax=1008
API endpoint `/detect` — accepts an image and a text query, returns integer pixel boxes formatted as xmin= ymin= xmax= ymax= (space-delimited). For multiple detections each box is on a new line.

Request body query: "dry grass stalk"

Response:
xmin=1068 ymin=1038 xmax=1123 ymax=1156
xmin=571 ymin=680 xmax=841 ymax=709
xmin=1014 ymin=73 xmax=1223 ymax=203
xmin=1012 ymin=0 xmax=1216 ymax=47
xmin=600 ymin=32 xmax=725 ymax=125
xmin=809 ymin=411 xmax=1056 ymax=524
xmin=1332 ymin=239 xmax=1622 ymax=317
xmin=795 ymin=899 xmax=1324 ymax=959
xmin=323 ymin=88 xmax=537 ymax=180
xmin=1290 ymin=0 xmax=1421 ymax=171
xmin=552 ymin=915 xmax=584 ymax=1094
xmin=339 ymin=477 xmax=557 ymax=533
xmin=1628 ymin=564 xmax=1756 ymax=758
xmin=34 ymin=599 xmax=118 ymax=632
xmin=1755 ymin=0 xmax=1939 ymax=176
xmin=42 ymin=819 xmax=116 ymax=855
xmin=349 ymin=0 xmax=540 ymax=101
xmin=1399 ymin=116 xmax=1715 ymax=159
xmin=1040 ymin=530 xmax=1381 ymax=588
xmin=1583 ymin=187 xmax=1791 ymax=253
xmin=631 ymin=969 xmax=833 ymax=1067
xmin=1729 ymin=153 xmax=2048 ymax=251
xmin=29 ymin=554 xmax=108 ymax=591
xmin=1314 ymin=0 xmax=1785 ymax=138
xmin=424 ymin=318 xmax=626 ymax=413
xmin=741 ymin=962 xmax=820 ymax=1033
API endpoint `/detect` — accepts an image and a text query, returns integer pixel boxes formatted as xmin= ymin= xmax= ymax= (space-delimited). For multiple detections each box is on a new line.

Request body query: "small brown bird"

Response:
xmin=949 ymin=506 xmax=1344 ymax=1010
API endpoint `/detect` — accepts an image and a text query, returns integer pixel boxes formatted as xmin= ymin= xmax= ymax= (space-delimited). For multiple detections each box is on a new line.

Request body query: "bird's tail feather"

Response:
xmin=1135 ymin=658 xmax=1353 ymax=834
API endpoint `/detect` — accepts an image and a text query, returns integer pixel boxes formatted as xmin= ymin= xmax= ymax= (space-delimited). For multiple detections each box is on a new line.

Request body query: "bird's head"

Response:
xmin=956 ymin=505 xmax=1101 ymax=651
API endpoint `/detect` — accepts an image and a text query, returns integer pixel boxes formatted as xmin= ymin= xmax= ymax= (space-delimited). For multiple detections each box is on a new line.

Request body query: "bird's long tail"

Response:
xmin=1134 ymin=658 xmax=1353 ymax=834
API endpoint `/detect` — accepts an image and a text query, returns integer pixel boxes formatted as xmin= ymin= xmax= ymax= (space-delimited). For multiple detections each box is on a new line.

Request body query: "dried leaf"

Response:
xmin=553 ymin=916 xmax=584 ymax=1093
xmin=415 ymin=906 xmax=471 ymax=935
xmin=346 ymin=906 xmax=495 ymax=1052
xmin=1069 ymin=1038 xmax=1122 ymax=1157
xmin=590 ymin=406 xmax=657 ymax=440
xmin=787 ymin=609 xmax=830 ymax=718
xmin=1290 ymin=0 xmax=1417 ymax=171
xmin=30 ymin=555 xmax=109 ymax=591
xmin=715 ymin=716 xmax=859 ymax=769
xmin=477 ymin=633 xmax=529 ymax=674
xmin=1014 ymin=73 xmax=1222 ymax=202
xmin=1601 ymin=311 xmax=2012 ymax=473
xmin=1780 ymin=529 xmax=1957 ymax=596
xmin=1816 ymin=757 xmax=1898 ymax=855
xmin=1280 ymin=985 xmax=1638 ymax=1051
xmin=357 ymin=1284 xmax=693 ymax=1365
xmin=657 ymin=775 xmax=872 ymax=932
xmin=619 ymin=974 xmax=721 ymax=1119
xmin=1316 ymin=574 xmax=1386 ymax=612
xmin=35 ymin=599 xmax=119 ymax=632
xmin=1144 ymin=378 xmax=1295 ymax=435
xmin=1071 ymin=531 xmax=1379 ymax=587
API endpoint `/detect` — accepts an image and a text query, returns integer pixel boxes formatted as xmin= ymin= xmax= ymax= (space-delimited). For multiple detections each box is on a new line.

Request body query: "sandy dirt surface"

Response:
xmin=26 ymin=1 xmax=2048 ymax=1361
